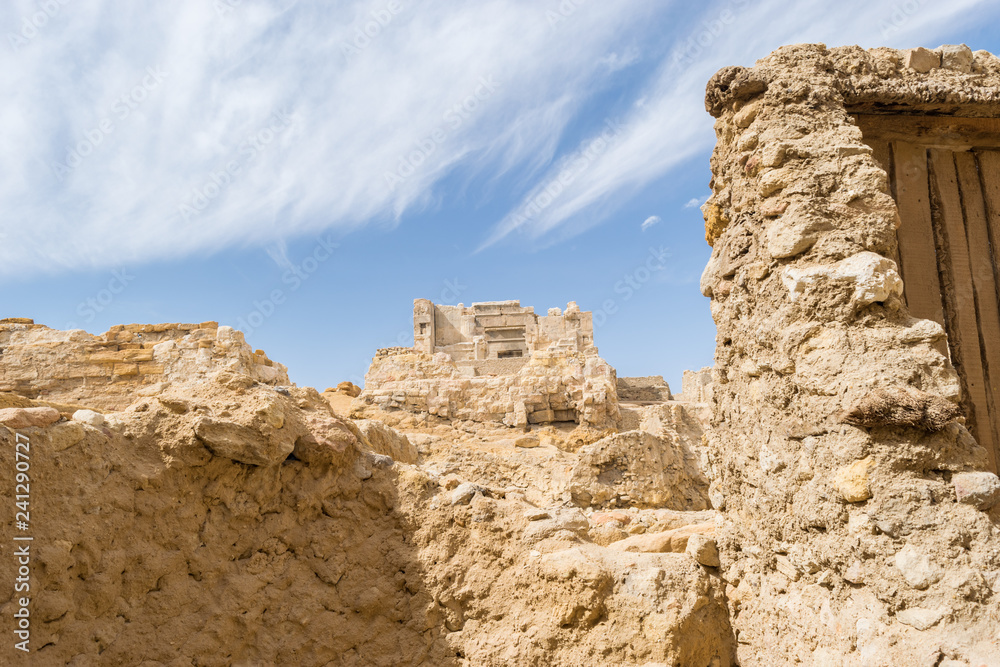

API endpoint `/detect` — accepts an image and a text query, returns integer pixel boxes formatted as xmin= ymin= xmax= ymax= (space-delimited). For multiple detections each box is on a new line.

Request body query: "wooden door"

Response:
xmin=857 ymin=115 xmax=1000 ymax=473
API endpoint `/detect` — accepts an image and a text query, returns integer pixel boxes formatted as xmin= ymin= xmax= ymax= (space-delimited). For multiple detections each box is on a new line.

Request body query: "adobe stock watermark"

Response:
xmin=214 ymin=0 xmax=244 ymax=18
xmin=51 ymin=66 xmax=168 ymax=181
xmin=879 ymin=0 xmax=922 ymax=38
xmin=7 ymin=0 xmax=72 ymax=52
xmin=673 ymin=0 xmax=751 ymax=68
xmin=384 ymin=75 xmax=501 ymax=192
xmin=341 ymin=0 xmax=404 ymax=61
xmin=235 ymin=236 xmax=338 ymax=337
xmin=347 ymin=276 xmax=467 ymax=387
xmin=178 ymin=109 xmax=293 ymax=221
xmin=501 ymin=117 xmax=621 ymax=233
xmin=592 ymin=245 xmax=671 ymax=327
xmin=545 ymin=0 xmax=589 ymax=28
xmin=63 ymin=269 xmax=136 ymax=330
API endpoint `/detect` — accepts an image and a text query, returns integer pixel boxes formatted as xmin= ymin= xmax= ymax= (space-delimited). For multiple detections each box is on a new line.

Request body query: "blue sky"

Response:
xmin=3 ymin=0 xmax=1000 ymax=392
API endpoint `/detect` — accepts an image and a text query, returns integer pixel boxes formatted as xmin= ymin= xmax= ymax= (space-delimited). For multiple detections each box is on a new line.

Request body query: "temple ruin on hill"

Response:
xmin=412 ymin=298 xmax=595 ymax=369
xmin=358 ymin=299 xmax=621 ymax=427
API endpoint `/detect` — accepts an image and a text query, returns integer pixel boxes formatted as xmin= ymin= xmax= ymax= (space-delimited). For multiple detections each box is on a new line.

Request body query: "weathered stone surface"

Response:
xmin=938 ymin=43 xmax=973 ymax=73
xmin=701 ymin=43 xmax=1000 ymax=666
xmin=952 ymin=471 xmax=1000 ymax=510
xmin=607 ymin=522 xmax=715 ymax=554
xmin=834 ymin=457 xmax=873 ymax=503
xmin=0 ymin=406 xmax=61 ymax=429
xmin=686 ymin=533 xmax=720 ymax=567
xmin=903 ymin=47 xmax=940 ymax=72
xmin=0 ymin=322 xmax=287 ymax=411
xmin=896 ymin=607 xmax=945 ymax=631
xmin=71 ymin=409 xmax=105 ymax=427
xmin=355 ymin=419 xmax=417 ymax=464
xmin=568 ymin=430 xmax=709 ymax=510
xmin=895 ymin=545 xmax=942 ymax=590
xmin=357 ymin=300 xmax=620 ymax=429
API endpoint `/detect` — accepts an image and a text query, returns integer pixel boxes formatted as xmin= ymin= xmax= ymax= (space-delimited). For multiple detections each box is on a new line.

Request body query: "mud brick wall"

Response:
xmin=700 ymin=44 xmax=1000 ymax=665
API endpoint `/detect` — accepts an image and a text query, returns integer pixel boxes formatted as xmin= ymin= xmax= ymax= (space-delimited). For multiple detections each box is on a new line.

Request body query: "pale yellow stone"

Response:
xmin=834 ymin=457 xmax=873 ymax=502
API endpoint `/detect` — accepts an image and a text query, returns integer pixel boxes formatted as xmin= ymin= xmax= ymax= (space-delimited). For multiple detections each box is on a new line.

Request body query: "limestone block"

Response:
xmin=607 ymin=522 xmax=715 ymax=553
xmin=114 ymin=364 xmax=139 ymax=376
xmin=953 ymin=472 xmax=1000 ymax=510
xmin=194 ymin=416 xmax=293 ymax=466
xmin=686 ymin=534 xmax=720 ymax=567
xmin=834 ymin=457 xmax=873 ymax=503
xmin=937 ymin=44 xmax=973 ymax=73
xmin=515 ymin=435 xmax=540 ymax=448
xmin=843 ymin=560 xmax=865 ymax=584
xmin=72 ymin=410 xmax=105 ymax=428
xmin=781 ymin=252 xmax=902 ymax=306
xmin=903 ymin=47 xmax=940 ymax=73
xmin=451 ymin=482 xmax=489 ymax=506
xmin=0 ymin=407 xmax=61 ymax=429
xmin=355 ymin=419 xmax=417 ymax=464
xmin=733 ymin=100 xmax=759 ymax=128
xmin=47 ymin=421 xmax=87 ymax=451
xmin=894 ymin=545 xmax=942 ymax=590
xmin=765 ymin=205 xmax=829 ymax=259
xmin=896 ymin=607 xmax=945 ymax=631
xmin=700 ymin=252 xmax=721 ymax=297
xmin=293 ymin=414 xmax=357 ymax=467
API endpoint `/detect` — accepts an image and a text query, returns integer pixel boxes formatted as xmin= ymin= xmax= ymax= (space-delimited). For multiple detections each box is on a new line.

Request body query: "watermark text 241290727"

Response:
xmin=12 ymin=432 xmax=33 ymax=653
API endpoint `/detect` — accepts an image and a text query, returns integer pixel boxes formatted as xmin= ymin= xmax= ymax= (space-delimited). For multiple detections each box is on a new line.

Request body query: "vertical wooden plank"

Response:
xmin=958 ymin=151 xmax=1000 ymax=473
xmin=868 ymin=138 xmax=893 ymax=178
xmin=894 ymin=142 xmax=946 ymax=327
xmin=866 ymin=138 xmax=904 ymax=272
xmin=933 ymin=149 xmax=996 ymax=472
xmin=979 ymin=150 xmax=1000 ymax=275
xmin=976 ymin=149 xmax=1000 ymax=472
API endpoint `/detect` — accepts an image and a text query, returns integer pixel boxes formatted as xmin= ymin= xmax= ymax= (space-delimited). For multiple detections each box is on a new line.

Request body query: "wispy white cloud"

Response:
xmin=684 ymin=196 xmax=708 ymax=209
xmin=641 ymin=215 xmax=661 ymax=231
xmin=482 ymin=0 xmax=998 ymax=248
xmin=1 ymin=0 xmax=996 ymax=277
xmin=0 ymin=0 xmax=662 ymax=277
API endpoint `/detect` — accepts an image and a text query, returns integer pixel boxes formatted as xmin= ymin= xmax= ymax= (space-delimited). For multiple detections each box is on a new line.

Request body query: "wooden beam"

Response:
xmin=864 ymin=138 xmax=904 ymax=270
xmin=932 ymin=149 xmax=996 ymax=472
xmin=893 ymin=142 xmax=946 ymax=327
xmin=855 ymin=115 xmax=1000 ymax=148
xmin=957 ymin=151 xmax=1000 ymax=473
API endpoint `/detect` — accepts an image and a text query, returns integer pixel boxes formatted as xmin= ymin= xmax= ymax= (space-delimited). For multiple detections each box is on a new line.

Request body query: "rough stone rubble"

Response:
xmin=0 ymin=315 xmax=730 ymax=666
xmin=701 ymin=43 xmax=1000 ymax=666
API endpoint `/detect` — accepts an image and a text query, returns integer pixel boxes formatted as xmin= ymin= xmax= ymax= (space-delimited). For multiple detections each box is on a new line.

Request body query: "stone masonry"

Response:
xmin=0 ymin=319 xmax=288 ymax=411
xmin=358 ymin=300 xmax=620 ymax=428
xmin=700 ymin=44 xmax=1000 ymax=665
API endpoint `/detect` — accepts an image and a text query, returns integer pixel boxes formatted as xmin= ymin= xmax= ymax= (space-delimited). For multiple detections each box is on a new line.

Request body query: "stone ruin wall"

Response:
xmin=616 ymin=375 xmax=673 ymax=402
xmin=413 ymin=299 xmax=595 ymax=369
xmin=360 ymin=300 xmax=620 ymax=429
xmin=0 ymin=319 xmax=288 ymax=411
xmin=358 ymin=346 xmax=620 ymax=429
xmin=700 ymin=44 xmax=1000 ymax=665
xmin=680 ymin=367 xmax=713 ymax=403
